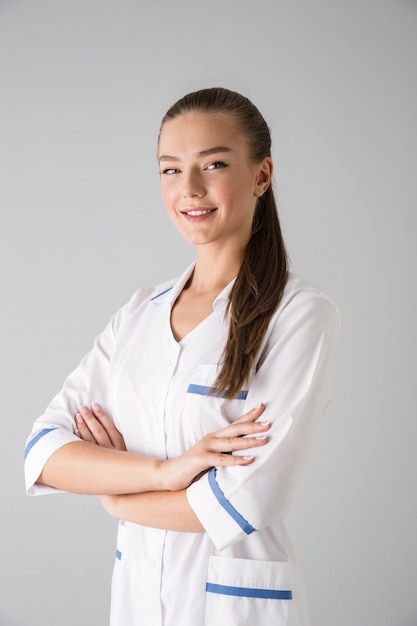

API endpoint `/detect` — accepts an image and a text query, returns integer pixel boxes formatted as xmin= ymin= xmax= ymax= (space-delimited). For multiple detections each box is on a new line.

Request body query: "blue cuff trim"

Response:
xmin=24 ymin=428 xmax=58 ymax=459
xmin=187 ymin=384 xmax=248 ymax=400
xmin=208 ymin=468 xmax=256 ymax=535
xmin=206 ymin=583 xmax=292 ymax=600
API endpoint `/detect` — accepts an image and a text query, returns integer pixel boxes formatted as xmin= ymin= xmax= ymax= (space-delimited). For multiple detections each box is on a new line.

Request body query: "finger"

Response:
xmin=214 ymin=453 xmax=255 ymax=467
xmin=91 ymin=403 xmax=125 ymax=450
xmin=75 ymin=412 xmax=97 ymax=444
xmin=232 ymin=403 xmax=266 ymax=424
xmin=90 ymin=403 xmax=114 ymax=429
xmin=212 ymin=417 xmax=271 ymax=440
xmin=209 ymin=432 xmax=269 ymax=454
xmin=77 ymin=405 xmax=113 ymax=447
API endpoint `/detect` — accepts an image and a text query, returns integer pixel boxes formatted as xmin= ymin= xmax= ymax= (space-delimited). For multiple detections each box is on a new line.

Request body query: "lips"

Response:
xmin=181 ymin=207 xmax=217 ymax=216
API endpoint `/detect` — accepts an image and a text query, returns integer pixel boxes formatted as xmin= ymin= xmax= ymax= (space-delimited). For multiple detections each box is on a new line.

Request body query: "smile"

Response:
xmin=181 ymin=209 xmax=216 ymax=217
xmin=182 ymin=208 xmax=217 ymax=216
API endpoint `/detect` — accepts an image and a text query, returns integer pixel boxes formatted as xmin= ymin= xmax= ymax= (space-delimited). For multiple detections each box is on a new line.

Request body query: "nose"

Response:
xmin=183 ymin=168 xmax=205 ymax=198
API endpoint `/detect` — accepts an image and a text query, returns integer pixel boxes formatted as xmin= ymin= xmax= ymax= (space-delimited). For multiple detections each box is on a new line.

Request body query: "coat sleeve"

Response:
xmin=186 ymin=284 xmax=340 ymax=550
xmin=24 ymin=288 xmax=151 ymax=496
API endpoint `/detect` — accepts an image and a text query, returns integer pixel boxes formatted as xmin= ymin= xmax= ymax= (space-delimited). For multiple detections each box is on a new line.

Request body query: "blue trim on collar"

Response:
xmin=206 ymin=583 xmax=292 ymax=600
xmin=208 ymin=468 xmax=256 ymax=535
xmin=150 ymin=287 xmax=173 ymax=301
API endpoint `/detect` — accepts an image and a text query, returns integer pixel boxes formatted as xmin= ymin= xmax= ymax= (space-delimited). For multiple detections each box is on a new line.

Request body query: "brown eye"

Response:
xmin=206 ymin=161 xmax=228 ymax=170
xmin=161 ymin=168 xmax=180 ymax=175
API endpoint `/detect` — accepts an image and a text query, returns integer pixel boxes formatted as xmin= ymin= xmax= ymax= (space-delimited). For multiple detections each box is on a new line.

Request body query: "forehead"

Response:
xmin=158 ymin=112 xmax=248 ymax=157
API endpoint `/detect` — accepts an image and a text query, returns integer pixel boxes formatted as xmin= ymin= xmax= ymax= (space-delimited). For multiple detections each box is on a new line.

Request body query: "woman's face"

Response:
xmin=158 ymin=112 xmax=272 ymax=253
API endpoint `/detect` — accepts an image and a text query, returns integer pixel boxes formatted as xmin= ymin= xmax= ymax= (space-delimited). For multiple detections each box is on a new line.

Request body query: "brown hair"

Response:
xmin=160 ymin=87 xmax=288 ymax=399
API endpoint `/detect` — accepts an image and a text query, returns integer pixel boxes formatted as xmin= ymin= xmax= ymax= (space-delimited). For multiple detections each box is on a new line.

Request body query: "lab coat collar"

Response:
xmin=151 ymin=261 xmax=236 ymax=313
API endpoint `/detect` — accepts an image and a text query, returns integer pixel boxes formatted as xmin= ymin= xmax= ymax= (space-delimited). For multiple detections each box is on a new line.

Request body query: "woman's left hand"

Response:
xmin=75 ymin=404 xmax=127 ymax=451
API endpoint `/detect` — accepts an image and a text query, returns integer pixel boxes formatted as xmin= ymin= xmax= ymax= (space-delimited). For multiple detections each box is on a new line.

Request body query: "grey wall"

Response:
xmin=1 ymin=1 xmax=416 ymax=625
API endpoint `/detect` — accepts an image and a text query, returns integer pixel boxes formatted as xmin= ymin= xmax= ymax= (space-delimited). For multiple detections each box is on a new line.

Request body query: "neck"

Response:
xmin=190 ymin=245 xmax=243 ymax=293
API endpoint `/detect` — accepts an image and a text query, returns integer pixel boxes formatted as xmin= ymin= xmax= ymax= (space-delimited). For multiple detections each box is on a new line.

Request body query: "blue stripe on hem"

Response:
xmin=187 ymin=384 xmax=248 ymax=400
xmin=208 ymin=468 xmax=256 ymax=535
xmin=206 ymin=583 xmax=292 ymax=600
xmin=24 ymin=428 xmax=58 ymax=459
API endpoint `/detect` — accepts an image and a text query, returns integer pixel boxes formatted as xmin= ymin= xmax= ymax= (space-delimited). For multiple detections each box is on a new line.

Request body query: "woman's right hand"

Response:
xmin=75 ymin=404 xmax=127 ymax=451
xmin=162 ymin=403 xmax=271 ymax=491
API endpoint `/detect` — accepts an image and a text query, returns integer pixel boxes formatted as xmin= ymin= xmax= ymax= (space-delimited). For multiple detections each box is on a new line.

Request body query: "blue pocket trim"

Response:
xmin=206 ymin=582 xmax=292 ymax=600
xmin=208 ymin=468 xmax=256 ymax=535
xmin=187 ymin=384 xmax=248 ymax=400
xmin=24 ymin=428 xmax=58 ymax=459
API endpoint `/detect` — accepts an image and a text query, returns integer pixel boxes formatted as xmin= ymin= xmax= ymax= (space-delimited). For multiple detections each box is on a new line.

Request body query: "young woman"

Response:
xmin=25 ymin=87 xmax=340 ymax=626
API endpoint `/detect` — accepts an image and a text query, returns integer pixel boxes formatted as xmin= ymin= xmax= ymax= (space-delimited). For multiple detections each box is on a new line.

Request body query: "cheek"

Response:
xmin=217 ymin=178 xmax=241 ymax=203
xmin=222 ymin=179 xmax=254 ymax=209
xmin=160 ymin=184 xmax=176 ymax=210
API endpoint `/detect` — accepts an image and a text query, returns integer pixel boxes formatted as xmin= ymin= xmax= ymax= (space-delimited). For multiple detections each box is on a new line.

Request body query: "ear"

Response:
xmin=254 ymin=157 xmax=273 ymax=197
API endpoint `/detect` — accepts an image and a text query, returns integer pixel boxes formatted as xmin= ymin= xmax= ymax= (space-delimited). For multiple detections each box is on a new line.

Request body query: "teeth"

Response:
xmin=186 ymin=209 xmax=214 ymax=216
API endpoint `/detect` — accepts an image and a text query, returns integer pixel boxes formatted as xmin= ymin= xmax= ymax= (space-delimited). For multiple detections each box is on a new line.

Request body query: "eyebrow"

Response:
xmin=158 ymin=146 xmax=233 ymax=162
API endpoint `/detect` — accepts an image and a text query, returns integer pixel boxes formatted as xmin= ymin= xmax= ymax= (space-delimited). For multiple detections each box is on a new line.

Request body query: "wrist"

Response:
xmin=152 ymin=458 xmax=172 ymax=491
xmin=157 ymin=458 xmax=186 ymax=492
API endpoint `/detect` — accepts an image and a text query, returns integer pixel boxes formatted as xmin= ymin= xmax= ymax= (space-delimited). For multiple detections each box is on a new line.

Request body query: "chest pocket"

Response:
xmin=204 ymin=555 xmax=293 ymax=626
xmin=183 ymin=364 xmax=254 ymax=444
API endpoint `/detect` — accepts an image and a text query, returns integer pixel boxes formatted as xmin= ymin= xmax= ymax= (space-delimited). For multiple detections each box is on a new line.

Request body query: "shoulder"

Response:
xmin=109 ymin=276 xmax=179 ymax=333
xmin=274 ymin=273 xmax=340 ymax=336
xmin=283 ymin=273 xmax=338 ymax=308
xmin=254 ymin=274 xmax=340 ymax=367
xmin=124 ymin=276 xmax=178 ymax=313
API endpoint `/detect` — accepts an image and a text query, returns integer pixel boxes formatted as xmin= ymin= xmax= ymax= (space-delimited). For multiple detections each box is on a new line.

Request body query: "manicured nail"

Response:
xmin=259 ymin=421 xmax=271 ymax=427
xmin=242 ymin=456 xmax=254 ymax=460
xmin=255 ymin=435 xmax=268 ymax=440
xmin=74 ymin=429 xmax=80 ymax=437
xmin=76 ymin=413 xmax=84 ymax=424
xmin=92 ymin=403 xmax=100 ymax=411
xmin=79 ymin=406 xmax=88 ymax=415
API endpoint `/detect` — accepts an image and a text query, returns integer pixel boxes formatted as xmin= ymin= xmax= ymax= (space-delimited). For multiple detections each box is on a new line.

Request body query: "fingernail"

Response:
xmin=74 ymin=429 xmax=80 ymax=437
xmin=92 ymin=403 xmax=100 ymax=411
xmin=255 ymin=435 xmax=268 ymax=440
xmin=259 ymin=421 xmax=271 ymax=427
xmin=242 ymin=456 xmax=254 ymax=460
xmin=76 ymin=413 xmax=84 ymax=424
xmin=79 ymin=406 xmax=88 ymax=415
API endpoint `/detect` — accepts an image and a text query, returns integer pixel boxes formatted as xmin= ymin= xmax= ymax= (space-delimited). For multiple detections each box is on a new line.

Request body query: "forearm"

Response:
xmin=39 ymin=403 xmax=270 ymax=496
xmin=101 ymin=490 xmax=205 ymax=532
xmin=37 ymin=441 xmax=165 ymax=495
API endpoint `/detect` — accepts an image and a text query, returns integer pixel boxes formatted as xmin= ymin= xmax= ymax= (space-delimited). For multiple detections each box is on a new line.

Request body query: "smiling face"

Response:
xmin=158 ymin=113 xmax=272 ymax=254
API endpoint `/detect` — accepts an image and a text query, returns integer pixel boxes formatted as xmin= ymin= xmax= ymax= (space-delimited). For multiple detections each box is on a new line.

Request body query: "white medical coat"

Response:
xmin=25 ymin=263 xmax=340 ymax=626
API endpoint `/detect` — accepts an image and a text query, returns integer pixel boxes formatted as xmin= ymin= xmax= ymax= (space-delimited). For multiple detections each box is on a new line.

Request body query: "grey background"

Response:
xmin=1 ymin=1 xmax=416 ymax=625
